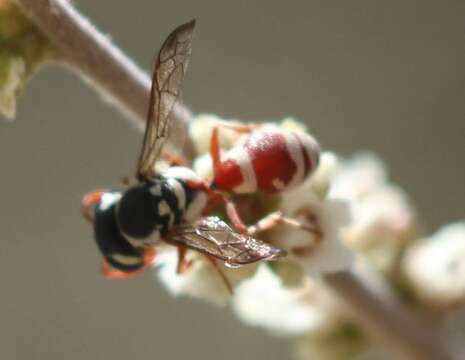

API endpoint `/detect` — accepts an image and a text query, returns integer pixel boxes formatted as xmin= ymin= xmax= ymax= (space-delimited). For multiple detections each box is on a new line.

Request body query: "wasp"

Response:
xmin=81 ymin=20 xmax=286 ymax=287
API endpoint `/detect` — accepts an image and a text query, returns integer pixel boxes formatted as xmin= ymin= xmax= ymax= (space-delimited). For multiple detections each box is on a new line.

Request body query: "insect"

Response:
xmin=81 ymin=20 xmax=286 ymax=285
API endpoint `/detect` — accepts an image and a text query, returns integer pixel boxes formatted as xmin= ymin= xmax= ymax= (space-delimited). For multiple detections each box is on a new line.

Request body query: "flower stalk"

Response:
xmin=324 ymin=271 xmax=453 ymax=360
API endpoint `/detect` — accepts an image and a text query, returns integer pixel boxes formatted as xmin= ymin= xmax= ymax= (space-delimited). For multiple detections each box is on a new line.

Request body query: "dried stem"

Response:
xmin=12 ymin=1 xmax=457 ymax=359
xmin=324 ymin=271 xmax=455 ymax=360
xmin=15 ymin=0 xmax=193 ymax=154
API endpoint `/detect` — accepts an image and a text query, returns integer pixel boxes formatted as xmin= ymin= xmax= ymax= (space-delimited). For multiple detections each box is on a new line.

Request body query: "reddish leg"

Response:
xmin=102 ymin=260 xmax=138 ymax=279
xmin=176 ymin=246 xmax=193 ymax=274
xmin=210 ymin=126 xmax=222 ymax=173
xmin=102 ymin=248 xmax=156 ymax=279
xmin=247 ymin=211 xmax=322 ymax=240
xmin=185 ymin=178 xmax=250 ymax=229
xmin=81 ymin=190 xmax=106 ymax=223
xmin=204 ymin=255 xmax=233 ymax=294
xmin=214 ymin=121 xmax=258 ymax=133
xmin=246 ymin=211 xmax=323 ymax=258
xmin=218 ymin=188 xmax=322 ymax=242
xmin=225 ymin=199 xmax=249 ymax=234
xmin=161 ymin=150 xmax=187 ymax=166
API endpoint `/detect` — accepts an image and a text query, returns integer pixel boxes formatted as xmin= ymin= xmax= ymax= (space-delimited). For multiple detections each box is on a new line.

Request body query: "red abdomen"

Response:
xmin=213 ymin=127 xmax=320 ymax=194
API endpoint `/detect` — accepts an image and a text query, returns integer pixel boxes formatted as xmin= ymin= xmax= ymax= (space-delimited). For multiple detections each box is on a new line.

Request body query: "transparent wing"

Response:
xmin=166 ymin=217 xmax=287 ymax=267
xmin=137 ymin=19 xmax=195 ymax=180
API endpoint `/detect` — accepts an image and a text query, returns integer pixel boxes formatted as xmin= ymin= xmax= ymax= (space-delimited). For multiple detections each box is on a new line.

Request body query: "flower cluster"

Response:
xmin=155 ymin=115 xmax=348 ymax=356
xmin=150 ymin=113 xmax=465 ymax=359
xmin=330 ymin=153 xmax=421 ymax=274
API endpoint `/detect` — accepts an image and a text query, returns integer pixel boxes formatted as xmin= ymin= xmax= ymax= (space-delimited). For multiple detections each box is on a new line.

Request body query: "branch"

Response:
xmin=11 ymin=1 xmax=458 ymax=359
xmin=15 ymin=0 xmax=193 ymax=154
xmin=324 ymin=271 xmax=455 ymax=360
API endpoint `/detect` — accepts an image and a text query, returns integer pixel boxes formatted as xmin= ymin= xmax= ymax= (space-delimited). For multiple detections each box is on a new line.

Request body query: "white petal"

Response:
xmin=154 ymin=247 xmax=255 ymax=306
xmin=299 ymin=199 xmax=354 ymax=275
xmin=403 ymin=221 xmax=465 ymax=306
xmin=232 ymin=265 xmax=340 ymax=336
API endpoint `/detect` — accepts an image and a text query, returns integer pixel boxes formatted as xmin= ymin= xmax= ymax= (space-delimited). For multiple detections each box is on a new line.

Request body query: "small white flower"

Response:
xmin=154 ymin=246 xmax=256 ymax=306
xmin=267 ymin=153 xmax=354 ymax=275
xmin=330 ymin=153 xmax=419 ymax=272
xmin=232 ymin=264 xmax=342 ymax=336
xmin=403 ymin=221 xmax=465 ymax=307
xmin=271 ymin=198 xmax=353 ymax=276
xmin=301 ymin=199 xmax=354 ymax=275
xmin=307 ymin=152 xmax=339 ymax=200
xmin=330 ymin=152 xmax=387 ymax=201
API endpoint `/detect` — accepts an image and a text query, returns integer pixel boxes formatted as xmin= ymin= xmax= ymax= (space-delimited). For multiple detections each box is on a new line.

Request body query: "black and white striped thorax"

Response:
xmin=117 ymin=170 xmax=207 ymax=246
xmin=93 ymin=167 xmax=208 ymax=272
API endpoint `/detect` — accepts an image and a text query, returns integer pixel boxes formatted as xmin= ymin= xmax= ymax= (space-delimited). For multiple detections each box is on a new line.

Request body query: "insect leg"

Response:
xmin=214 ymin=121 xmax=258 ymax=133
xmin=210 ymin=126 xmax=222 ymax=172
xmin=209 ymin=122 xmax=257 ymax=174
xmin=246 ymin=211 xmax=323 ymax=257
xmin=161 ymin=150 xmax=187 ymax=166
xmin=203 ymin=255 xmax=233 ymax=294
xmin=224 ymin=198 xmax=249 ymax=235
xmin=247 ymin=211 xmax=322 ymax=240
xmin=102 ymin=260 xmax=137 ymax=279
xmin=81 ymin=190 xmax=106 ymax=223
xmin=176 ymin=246 xmax=192 ymax=274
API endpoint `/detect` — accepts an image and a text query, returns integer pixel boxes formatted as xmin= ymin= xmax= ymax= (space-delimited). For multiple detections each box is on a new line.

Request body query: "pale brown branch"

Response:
xmin=324 ymin=271 xmax=455 ymax=360
xmin=15 ymin=0 xmax=193 ymax=155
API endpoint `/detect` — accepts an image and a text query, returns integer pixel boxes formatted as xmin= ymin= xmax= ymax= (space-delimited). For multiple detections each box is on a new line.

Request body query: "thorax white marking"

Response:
xmin=99 ymin=192 xmax=122 ymax=211
xmin=166 ymin=177 xmax=186 ymax=211
xmin=185 ymin=192 xmax=208 ymax=222
xmin=112 ymin=253 xmax=142 ymax=266
xmin=162 ymin=166 xmax=202 ymax=183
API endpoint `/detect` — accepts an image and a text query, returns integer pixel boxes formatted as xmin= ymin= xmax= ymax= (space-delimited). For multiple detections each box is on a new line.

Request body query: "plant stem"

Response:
xmin=324 ymin=271 xmax=455 ymax=360
xmin=15 ymin=0 xmax=193 ymax=153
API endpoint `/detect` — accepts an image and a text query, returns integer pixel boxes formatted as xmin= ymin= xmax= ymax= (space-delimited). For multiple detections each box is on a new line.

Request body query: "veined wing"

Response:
xmin=166 ymin=216 xmax=287 ymax=267
xmin=137 ymin=20 xmax=195 ymax=180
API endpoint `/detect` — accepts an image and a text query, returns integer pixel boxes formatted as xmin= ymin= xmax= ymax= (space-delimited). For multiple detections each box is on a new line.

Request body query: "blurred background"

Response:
xmin=1 ymin=1 xmax=464 ymax=359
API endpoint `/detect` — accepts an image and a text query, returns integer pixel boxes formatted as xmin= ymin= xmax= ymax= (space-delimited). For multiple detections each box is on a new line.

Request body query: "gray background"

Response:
xmin=1 ymin=1 xmax=464 ymax=359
